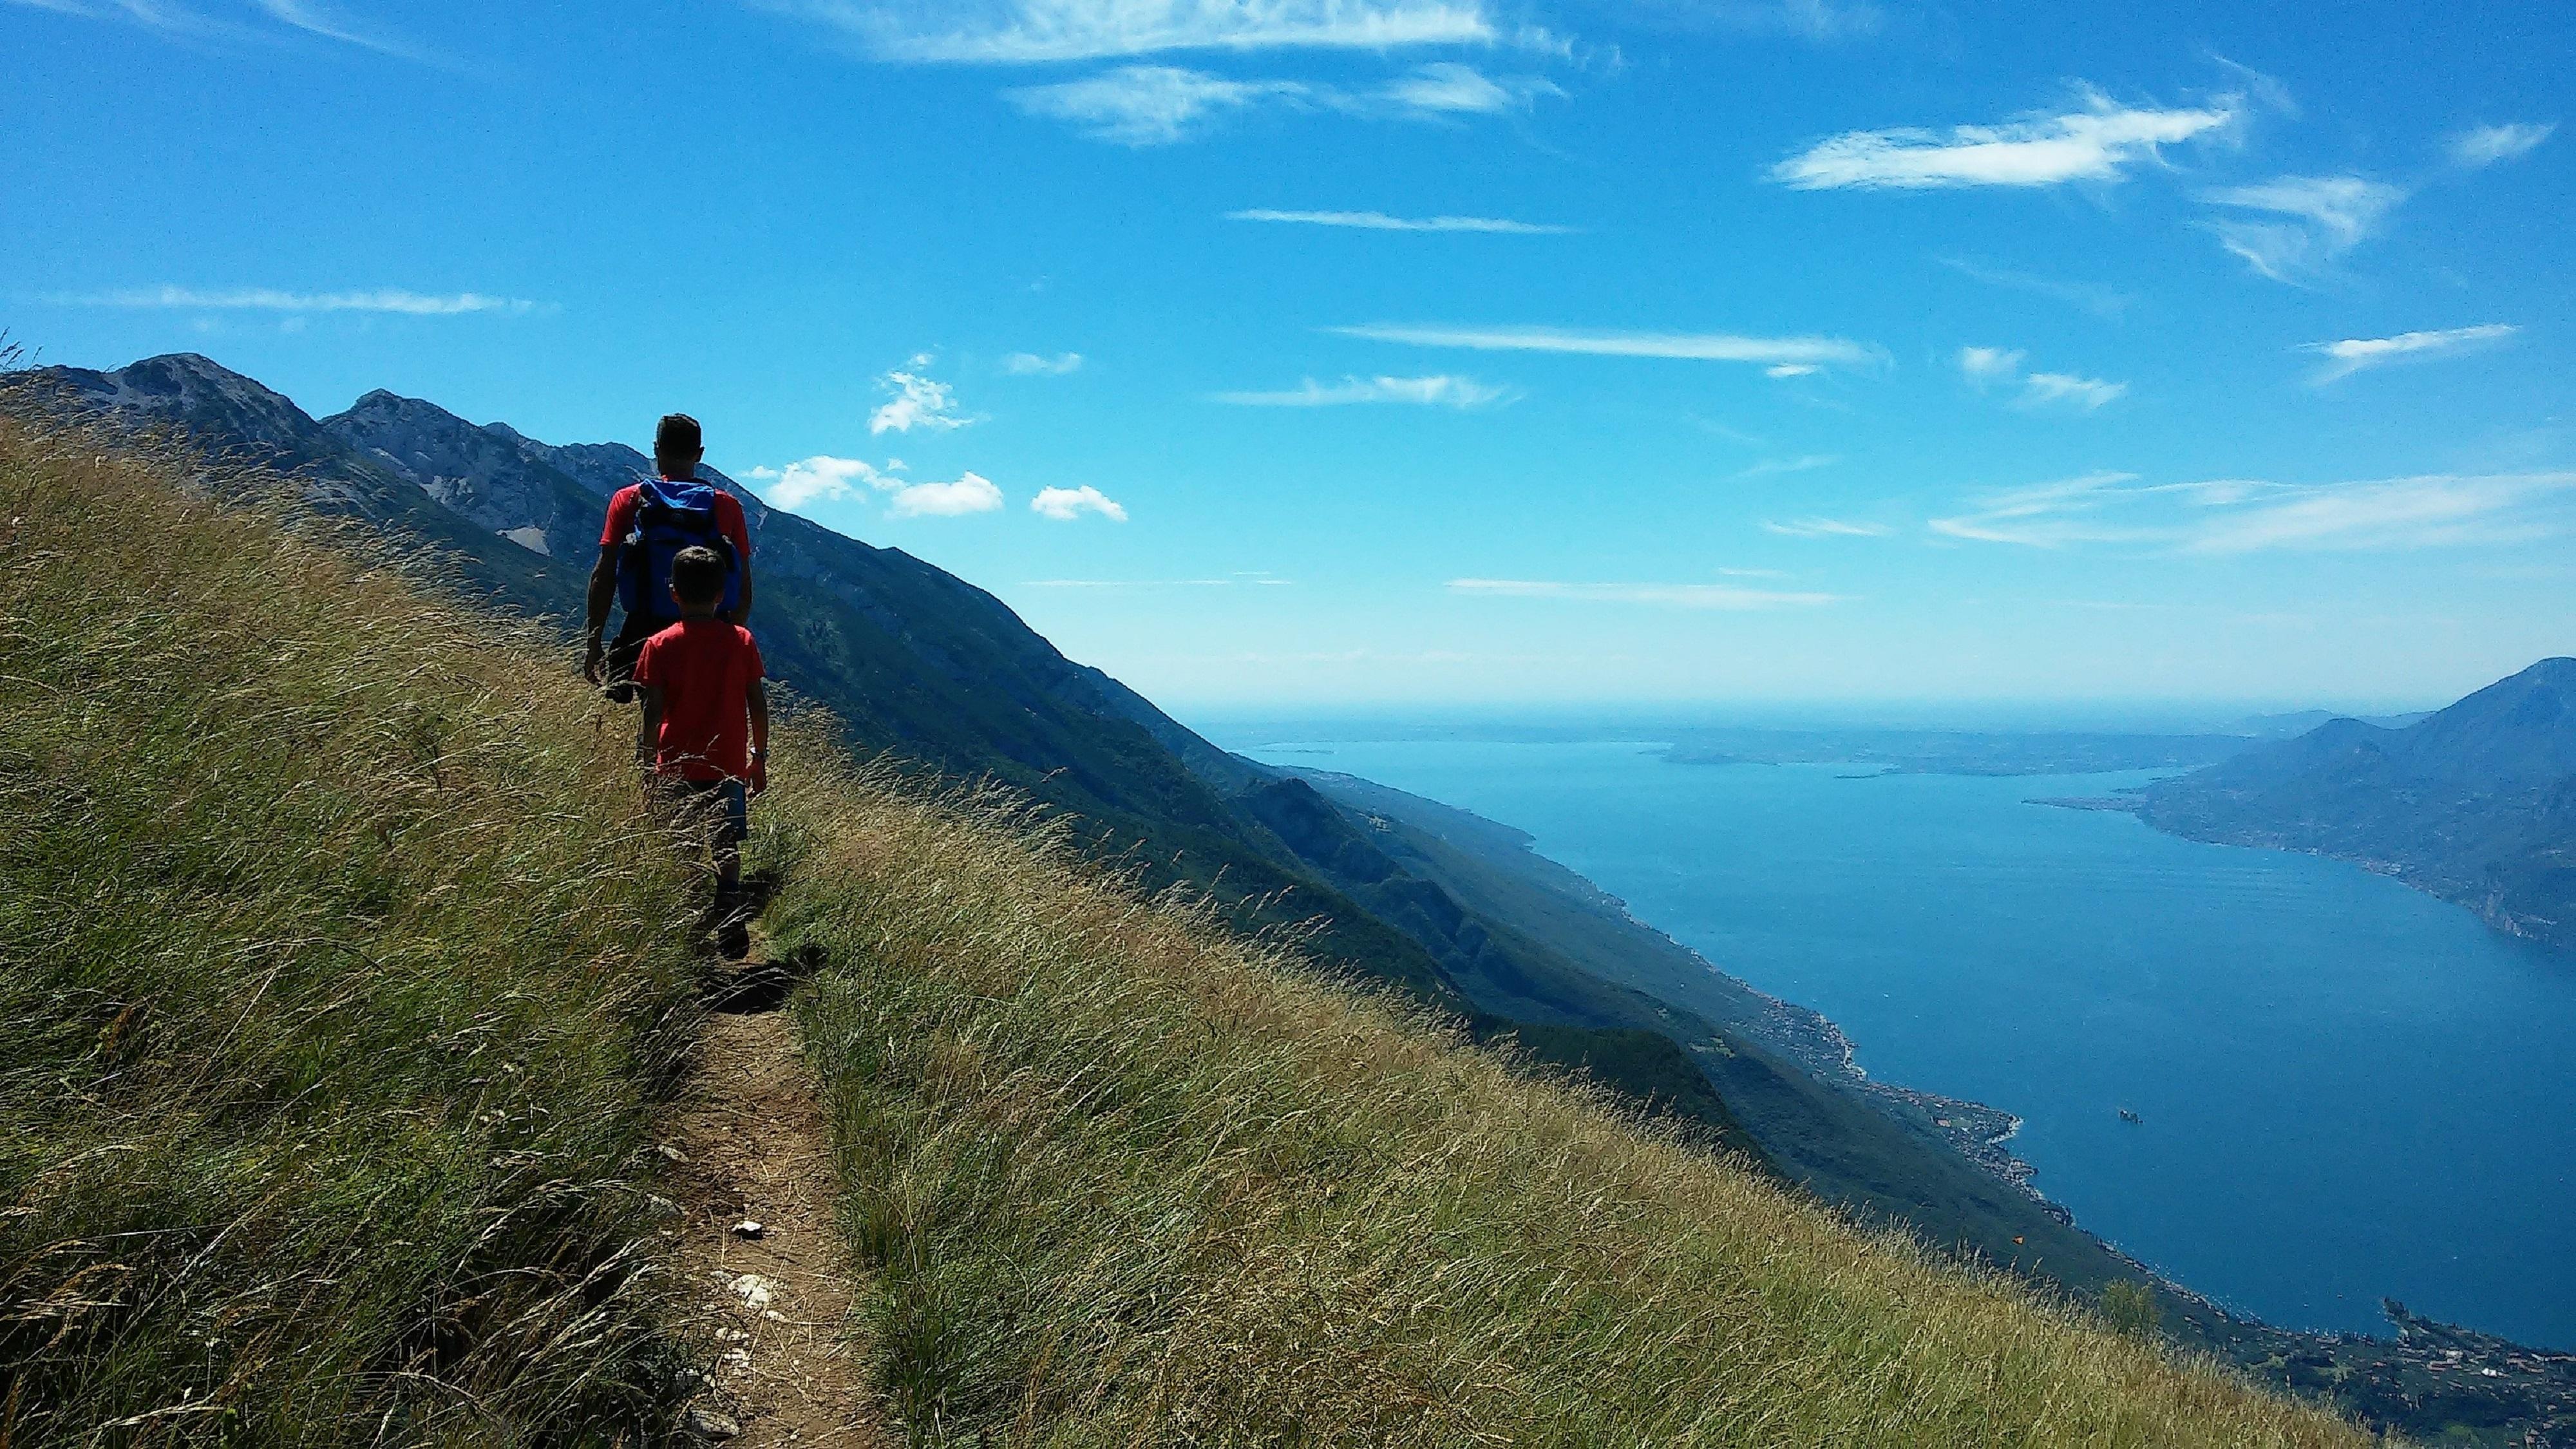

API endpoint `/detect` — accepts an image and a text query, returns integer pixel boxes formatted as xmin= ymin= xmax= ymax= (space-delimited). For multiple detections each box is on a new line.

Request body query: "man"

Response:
xmin=583 ymin=413 xmax=755 ymax=748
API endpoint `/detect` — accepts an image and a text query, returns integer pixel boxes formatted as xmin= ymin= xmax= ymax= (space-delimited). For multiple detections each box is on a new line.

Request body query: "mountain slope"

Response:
xmin=42 ymin=354 xmax=1769 ymax=1157
xmin=2141 ymin=658 xmax=2576 ymax=946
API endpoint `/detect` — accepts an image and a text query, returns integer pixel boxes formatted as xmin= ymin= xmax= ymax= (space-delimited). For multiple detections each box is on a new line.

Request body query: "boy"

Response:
xmin=633 ymin=544 xmax=770 ymax=960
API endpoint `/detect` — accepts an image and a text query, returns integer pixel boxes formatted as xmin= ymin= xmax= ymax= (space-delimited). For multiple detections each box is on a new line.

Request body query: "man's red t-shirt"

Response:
xmin=600 ymin=480 xmax=754 ymax=560
xmin=632 ymin=619 xmax=764 ymax=782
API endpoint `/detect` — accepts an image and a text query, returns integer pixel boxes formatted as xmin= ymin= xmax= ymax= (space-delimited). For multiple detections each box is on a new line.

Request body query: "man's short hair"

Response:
xmin=655 ymin=413 xmax=703 ymax=465
xmin=670 ymin=545 xmax=727 ymax=607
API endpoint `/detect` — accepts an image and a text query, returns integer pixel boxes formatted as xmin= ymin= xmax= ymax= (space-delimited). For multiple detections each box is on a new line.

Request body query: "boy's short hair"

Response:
xmin=655 ymin=413 xmax=703 ymax=464
xmin=670 ymin=545 xmax=727 ymax=607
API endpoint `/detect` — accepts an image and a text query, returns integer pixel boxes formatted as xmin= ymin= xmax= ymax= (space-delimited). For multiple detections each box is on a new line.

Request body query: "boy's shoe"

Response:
xmin=713 ymin=887 xmax=753 ymax=961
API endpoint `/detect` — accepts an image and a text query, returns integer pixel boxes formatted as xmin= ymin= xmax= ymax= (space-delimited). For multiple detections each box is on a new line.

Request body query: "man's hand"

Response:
xmin=748 ymin=755 xmax=769 ymax=798
xmin=583 ymin=637 xmax=607 ymax=686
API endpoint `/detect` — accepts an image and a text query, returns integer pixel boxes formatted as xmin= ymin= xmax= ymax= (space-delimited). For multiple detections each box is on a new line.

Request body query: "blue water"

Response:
xmin=1232 ymin=738 xmax=2576 ymax=1349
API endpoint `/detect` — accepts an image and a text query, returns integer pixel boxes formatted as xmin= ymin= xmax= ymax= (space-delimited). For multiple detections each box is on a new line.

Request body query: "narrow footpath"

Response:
xmin=665 ymin=994 xmax=879 ymax=1444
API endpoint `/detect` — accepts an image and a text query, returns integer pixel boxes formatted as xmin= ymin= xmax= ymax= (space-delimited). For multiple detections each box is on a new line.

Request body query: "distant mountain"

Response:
xmin=2142 ymin=659 xmax=2576 ymax=947
xmin=2231 ymin=708 xmax=2434 ymax=739
xmin=36 ymin=352 xmax=2198 ymax=1312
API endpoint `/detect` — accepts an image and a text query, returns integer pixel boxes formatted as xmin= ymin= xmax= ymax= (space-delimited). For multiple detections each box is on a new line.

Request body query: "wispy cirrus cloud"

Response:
xmin=2448 ymin=122 xmax=2554 ymax=169
xmin=2303 ymin=324 xmax=2518 ymax=384
xmin=9 ymin=0 xmax=422 ymax=53
xmin=1008 ymin=59 xmax=1556 ymax=142
xmin=2020 ymin=372 xmax=2126 ymax=410
xmin=40 ymin=285 xmax=536 ymax=314
xmin=1765 ymin=516 xmax=1890 ymax=538
xmin=1931 ymin=470 xmax=2576 ymax=552
xmin=869 ymin=357 xmax=975 ymax=434
xmin=1957 ymin=346 xmax=2124 ymax=410
xmin=2199 ymin=174 xmax=2405 ymax=283
xmin=1381 ymin=60 xmax=1561 ymax=114
xmin=1448 ymin=578 xmax=1842 ymax=609
xmin=1228 ymin=208 xmax=1573 ymax=234
xmin=1938 ymin=258 xmax=2136 ymax=320
xmin=1736 ymin=454 xmax=1839 ymax=478
xmin=1004 ymin=351 xmax=1084 ymax=375
xmin=1215 ymin=374 xmax=1509 ymax=408
xmin=1008 ymin=65 xmax=1308 ymax=144
xmin=1771 ymin=91 xmax=2235 ymax=190
xmin=1332 ymin=323 xmax=1883 ymax=370
xmin=759 ymin=0 xmax=1535 ymax=64
xmin=1031 ymin=484 xmax=1127 ymax=520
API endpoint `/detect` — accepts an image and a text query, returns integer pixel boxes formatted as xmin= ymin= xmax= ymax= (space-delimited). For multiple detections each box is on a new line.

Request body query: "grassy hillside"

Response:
xmin=753 ymin=760 xmax=2373 ymax=1444
xmin=5 ymin=376 xmax=2381 ymax=1447
xmin=0 ymin=391 xmax=702 ymax=1439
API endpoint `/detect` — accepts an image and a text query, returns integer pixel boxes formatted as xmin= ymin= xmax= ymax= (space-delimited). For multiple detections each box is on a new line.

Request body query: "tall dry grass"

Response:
xmin=0 ymin=391 xmax=704 ymax=1442
xmin=761 ymin=745 xmax=2381 ymax=1447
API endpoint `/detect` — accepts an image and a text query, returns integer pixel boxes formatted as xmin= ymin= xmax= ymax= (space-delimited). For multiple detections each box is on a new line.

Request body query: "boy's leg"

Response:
xmin=712 ymin=780 xmax=751 ymax=960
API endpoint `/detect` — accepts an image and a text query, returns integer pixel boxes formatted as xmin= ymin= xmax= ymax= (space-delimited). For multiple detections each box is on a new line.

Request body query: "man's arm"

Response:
xmin=730 ymin=564 xmax=755 ymax=628
xmin=582 ymin=544 xmax=620 ymax=683
xmin=746 ymin=679 xmax=770 ymax=795
xmin=636 ymin=683 xmax=664 ymax=771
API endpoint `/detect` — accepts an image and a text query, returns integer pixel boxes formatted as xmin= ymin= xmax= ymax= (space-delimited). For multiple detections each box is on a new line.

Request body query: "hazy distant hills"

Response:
xmin=2142 ymin=659 xmax=2576 ymax=947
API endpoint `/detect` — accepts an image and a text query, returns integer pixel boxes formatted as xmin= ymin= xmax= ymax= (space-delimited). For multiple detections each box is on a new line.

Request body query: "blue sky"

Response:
xmin=6 ymin=0 xmax=2570 ymax=715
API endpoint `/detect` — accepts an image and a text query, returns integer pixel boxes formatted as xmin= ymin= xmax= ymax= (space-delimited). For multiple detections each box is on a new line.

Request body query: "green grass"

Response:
xmin=1 ymin=388 xmax=2383 ymax=1446
xmin=0 ymin=393 xmax=704 ymax=1442
xmin=757 ymin=750 xmax=2381 ymax=1446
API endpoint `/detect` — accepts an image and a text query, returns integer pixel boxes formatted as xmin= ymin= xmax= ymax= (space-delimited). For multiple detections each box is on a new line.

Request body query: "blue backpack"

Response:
xmin=616 ymin=478 xmax=742 ymax=624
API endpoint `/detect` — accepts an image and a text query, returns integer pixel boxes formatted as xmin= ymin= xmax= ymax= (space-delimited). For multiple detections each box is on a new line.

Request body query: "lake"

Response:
xmin=1226 ymin=736 xmax=2576 ymax=1349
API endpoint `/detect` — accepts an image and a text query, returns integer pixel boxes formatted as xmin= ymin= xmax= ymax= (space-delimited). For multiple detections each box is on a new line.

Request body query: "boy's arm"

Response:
xmin=746 ymin=679 xmax=770 ymax=795
xmin=636 ymin=683 xmax=664 ymax=772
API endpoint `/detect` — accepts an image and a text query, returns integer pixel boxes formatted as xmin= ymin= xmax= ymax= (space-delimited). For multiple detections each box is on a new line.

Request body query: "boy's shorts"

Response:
xmin=667 ymin=777 xmax=748 ymax=851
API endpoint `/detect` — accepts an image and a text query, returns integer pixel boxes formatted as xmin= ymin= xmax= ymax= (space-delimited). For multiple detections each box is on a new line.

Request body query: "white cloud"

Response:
xmin=1030 ymin=484 xmax=1128 ymax=521
xmin=1765 ymin=364 xmax=1818 ymax=378
xmin=745 ymin=455 xmax=902 ymax=509
xmin=775 ymin=0 xmax=1521 ymax=64
xmin=1736 ymin=454 xmax=1839 ymax=478
xmin=2448 ymin=122 xmax=2554 ymax=169
xmin=41 ymin=285 xmax=535 ymax=314
xmin=1227 ymin=208 xmax=1572 ymax=234
xmin=869 ymin=361 xmax=973 ymax=434
xmin=1379 ymin=61 xmax=1560 ymax=115
xmin=1332 ymin=323 xmax=1882 ymax=370
xmin=2199 ymin=174 xmax=2405 ymax=283
xmin=1958 ymin=346 xmax=2123 ymax=409
xmin=10 ymin=0 xmax=419 ymax=52
xmin=1008 ymin=64 xmax=1310 ymax=144
xmin=889 ymin=472 xmax=1006 ymax=517
xmin=1772 ymin=93 xmax=2234 ymax=189
xmin=1931 ymin=470 xmax=2576 ymax=552
xmin=1448 ymin=578 xmax=1842 ymax=609
xmin=1765 ymin=517 xmax=1890 ymax=538
xmin=1938 ymin=258 xmax=2135 ymax=320
xmin=2304 ymin=323 xmax=2519 ymax=384
xmin=1957 ymin=346 xmax=2025 ymax=384
xmin=1215 ymin=374 xmax=1509 ymax=408
xmin=2020 ymin=372 xmax=2127 ymax=410
xmin=1005 ymin=351 xmax=1084 ymax=375
xmin=250 ymin=0 xmax=417 ymax=55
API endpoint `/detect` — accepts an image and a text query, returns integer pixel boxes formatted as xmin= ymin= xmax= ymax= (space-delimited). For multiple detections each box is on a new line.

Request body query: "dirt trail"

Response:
xmin=667 ymin=999 xmax=879 ymax=1444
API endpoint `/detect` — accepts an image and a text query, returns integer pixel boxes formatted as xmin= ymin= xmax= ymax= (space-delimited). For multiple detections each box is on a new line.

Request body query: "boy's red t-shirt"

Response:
xmin=632 ymin=618 xmax=764 ymax=782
